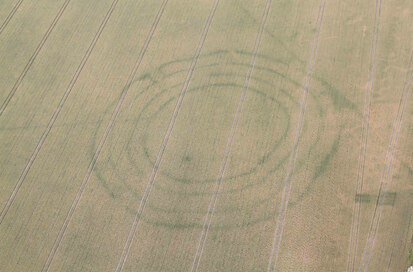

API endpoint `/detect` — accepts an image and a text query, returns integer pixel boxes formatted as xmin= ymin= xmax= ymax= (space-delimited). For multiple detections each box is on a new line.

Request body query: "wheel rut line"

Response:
xmin=346 ymin=0 xmax=382 ymax=270
xmin=114 ymin=1 xmax=220 ymax=271
xmin=0 ymin=0 xmax=72 ymax=117
xmin=190 ymin=1 xmax=272 ymax=271
xmin=41 ymin=1 xmax=169 ymax=271
xmin=358 ymin=49 xmax=413 ymax=272
xmin=0 ymin=0 xmax=24 ymax=35
xmin=385 ymin=212 xmax=412 ymax=272
xmin=0 ymin=0 xmax=119 ymax=225
xmin=267 ymin=0 xmax=326 ymax=271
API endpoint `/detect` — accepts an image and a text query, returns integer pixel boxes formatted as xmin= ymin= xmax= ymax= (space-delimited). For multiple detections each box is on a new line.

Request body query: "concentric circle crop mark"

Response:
xmin=92 ymin=49 xmax=344 ymax=229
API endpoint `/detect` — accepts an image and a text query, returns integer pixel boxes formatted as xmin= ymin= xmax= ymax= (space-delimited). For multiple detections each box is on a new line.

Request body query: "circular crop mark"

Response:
xmin=92 ymin=49 xmax=343 ymax=229
xmin=140 ymin=83 xmax=290 ymax=184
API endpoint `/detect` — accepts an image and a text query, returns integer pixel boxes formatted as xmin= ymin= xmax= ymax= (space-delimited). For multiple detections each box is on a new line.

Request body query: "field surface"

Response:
xmin=0 ymin=0 xmax=412 ymax=271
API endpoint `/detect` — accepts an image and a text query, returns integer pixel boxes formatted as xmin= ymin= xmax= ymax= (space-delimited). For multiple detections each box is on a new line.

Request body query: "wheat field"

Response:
xmin=0 ymin=0 xmax=412 ymax=271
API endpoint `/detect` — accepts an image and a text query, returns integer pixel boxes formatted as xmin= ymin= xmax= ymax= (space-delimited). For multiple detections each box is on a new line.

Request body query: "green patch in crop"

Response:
xmin=317 ymin=77 xmax=358 ymax=112
xmin=312 ymin=132 xmax=340 ymax=180
xmin=138 ymin=72 xmax=151 ymax=81
xmin=110 ymin=192 xmax=118 ymax=199
xmin=355 ymin=194 xmax=371 ymax=203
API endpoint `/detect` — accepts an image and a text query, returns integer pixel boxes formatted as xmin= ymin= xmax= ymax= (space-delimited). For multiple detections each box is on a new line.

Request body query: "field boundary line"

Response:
xmin=358 ymin=49 xmax=413 ymax=272
xmin=189 ymin=1 xmax=272 ymax=271
xmin=0 ymin=0 xmax=72 ymax=117
xmin=41 ymin=1 xmax=169 ymax=271
xmin=0 ymin=0 xmax=120 ymax=225
xmin=266 ymin=0 xmax=326 ymax=271
xmin=0 ymin=0 xmax=24 ymax=34
xmin=114 ymin=1 xmax=220 ymax=271
xmin=346 ymin=0 xmax=383 ymax=270
xmin=386 ymin=212 xmax=413 ymax=271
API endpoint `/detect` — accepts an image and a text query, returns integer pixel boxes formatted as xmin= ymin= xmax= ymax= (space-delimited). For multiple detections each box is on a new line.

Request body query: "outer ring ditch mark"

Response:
xmin=125 ymin=50 xmax=302 ymax=186
xmin=91 ymin=49 xmax=341 ymax=229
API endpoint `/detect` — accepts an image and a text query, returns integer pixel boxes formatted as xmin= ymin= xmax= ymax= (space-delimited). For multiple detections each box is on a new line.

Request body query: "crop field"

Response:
xmin=0 ymin=0 xmax=412 ymax=271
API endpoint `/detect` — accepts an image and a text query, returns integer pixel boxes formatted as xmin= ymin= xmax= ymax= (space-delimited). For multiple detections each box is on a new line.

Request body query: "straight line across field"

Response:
xmin=115 ymin=1 xmax=220 ymax=270
xmin=0 ymin=0 xmax=412 ymax=271
xmin=190 ymin=0 xmax=272 ymax=270
xmin=117 ymin=2 xmax=304 ymax=269
xmin=0 ymin=0 xmax=122 ymax=208
xmin=357 ymin=49 xmax=413 ymax=272
xmin=1 ymin=1 xmax=232 ymax=270
xmin=0 ymin=0 xmax=120 ymax=225
xmin=267 ymin=0 xmax=326 ymax=270
xmin=346 ymin=0 xmax=383 ymax=270
xmin=0 ymin=0 xmax=24 ymax=34
xmin=0 ymin=0 xmax=72 ymax=117
xmin=385 ymin=210 xmax=413 ymax=271
xmin=41 ymin=1 xmax=169 ymax=271
xmin=41 ymin=0 xmax=294 ymax=268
